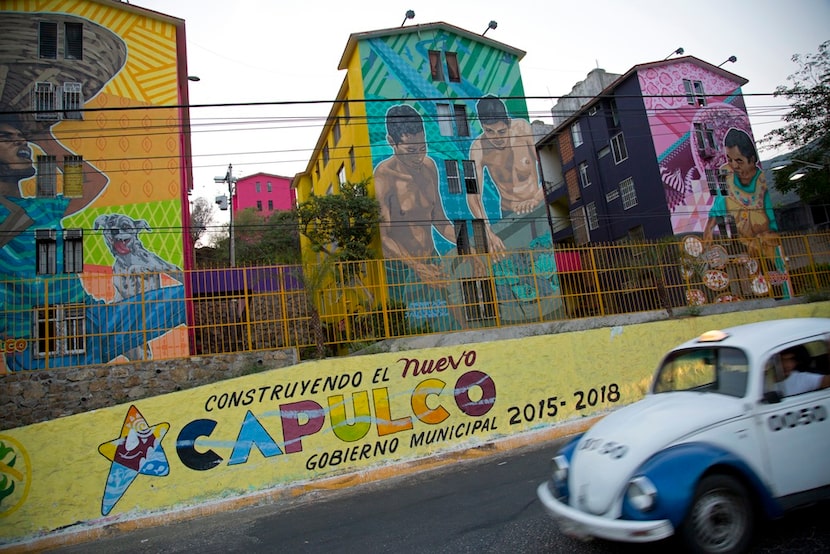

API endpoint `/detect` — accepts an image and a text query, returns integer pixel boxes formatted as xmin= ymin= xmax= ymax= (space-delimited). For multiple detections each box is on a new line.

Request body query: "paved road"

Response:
xmin=47 ymin=438 xmax=830 ymax=554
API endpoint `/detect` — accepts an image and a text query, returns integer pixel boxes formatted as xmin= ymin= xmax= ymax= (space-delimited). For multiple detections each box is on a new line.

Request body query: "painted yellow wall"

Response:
xmin=1 ymin=303 xmax=828 ymax=544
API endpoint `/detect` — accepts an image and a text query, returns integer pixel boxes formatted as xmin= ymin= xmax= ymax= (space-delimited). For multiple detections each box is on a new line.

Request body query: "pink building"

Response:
xmin=233 ymin=172 xmax=296 ymax=218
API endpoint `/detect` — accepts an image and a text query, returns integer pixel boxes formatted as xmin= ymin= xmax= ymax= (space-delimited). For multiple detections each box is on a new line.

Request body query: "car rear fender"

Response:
xmin=621 ymin=442 xmax=782 ymax=526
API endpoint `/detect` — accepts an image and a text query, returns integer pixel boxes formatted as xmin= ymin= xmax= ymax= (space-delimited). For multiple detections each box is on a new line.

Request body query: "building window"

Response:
xmin=64 ymin=229 xmax=83 ymax=273
xmin=255 ymin=181 xmax=261 ymax=193
xmin=462 ymin=160 xmax=479 ymax=194
xmin=620 ymin=177 xmax=638 ymax=209
xmin=322 ymin=144 xmax=329 ymax=166
xmin=333 ymin=119 xmax=341 ymax=145
xmin=628 ymin=225 xmax=645 ymax=242
xmin=694 ymin=122 xmax=717 ymax=156
xmin=33 ymin=82 xmax=58 ymax=121
xmin=36 ymin=229 xmax=57 ymax=274
xmin=445 ymin=52 xmax=460 ymax=82
xmin=39 ymin=22 xmax=58 ymax=59
xmin=428 ymin=50 xmax=444 ymax=81
xmin=268 ymin=200 xmax=273 ymax=211
xmin=436 ymin=104 xmax=453 ymax=136
xmin=454 ymin=104 xmax=470 ymax=137
xmin=610 ymin=132 xmax=628 ymax=164
xmin=64 ymin=22 xmax=83 ymax=60
xmin=445 ymin=160 xmax=461 ymax=194
xmin=586 ymin=202 xmax=599 ymax=230
xmin=343 ymin=101 xmax=350 ymax=121
xmin=256 ymin=200 xmax=262 ymax=211
xmin=63 ymin=155 xmax=84 ymax=198
xmin=471 ymin=219 xmax=488 ymax=254
xmin=571 ymin=122 xmax=583 ymax=147
xmin=578 ymin=162 xmax=591 ymax=188
xmin=37 ymin=156 xmax=57 ymax=197
xmin=462 ymin=279 xmax=495 ymax=322
xmin=454 ymin=220 xmax=469 ymax=254
xmin=62 ymin=82 xmax=83 ymax=119
xmin=267 ymin=181 xmax=272 ymax=193
xmin=34 ymin=304 xmax=86 ymax=358
xmin=338 ymin=164 xmax=346 ymax=185
xmin=683 ymin=79 xmax=707 ymax=106
xmin=606 ymin=98 xmax=620 ymax=129
xmin=349 ymin=147 xmax=356 ymax=172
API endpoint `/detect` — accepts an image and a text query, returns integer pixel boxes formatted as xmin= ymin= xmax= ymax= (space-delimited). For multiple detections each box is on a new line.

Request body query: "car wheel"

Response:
xmin=680 ymin=474 xmax=754 ymax=554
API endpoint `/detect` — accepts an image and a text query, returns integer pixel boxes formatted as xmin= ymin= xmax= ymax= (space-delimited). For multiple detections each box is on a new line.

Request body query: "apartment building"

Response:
xmin=293 ymin=21 xmax=564 ymax=333
xmin=0 ymin=1 xmax=194 ymax=371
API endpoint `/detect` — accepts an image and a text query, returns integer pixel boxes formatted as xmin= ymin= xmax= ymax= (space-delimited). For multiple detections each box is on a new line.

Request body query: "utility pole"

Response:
xmin=214 ymin=164 xmax=238 ymax=267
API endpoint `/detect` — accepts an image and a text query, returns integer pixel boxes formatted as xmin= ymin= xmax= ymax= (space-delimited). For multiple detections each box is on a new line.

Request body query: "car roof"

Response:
xmin=672 ymin=318 xmax=830 ymax=354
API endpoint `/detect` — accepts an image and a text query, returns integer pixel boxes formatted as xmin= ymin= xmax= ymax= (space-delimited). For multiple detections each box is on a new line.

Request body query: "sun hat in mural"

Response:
xmin=0 ymin=12 xmax=127 ymax=137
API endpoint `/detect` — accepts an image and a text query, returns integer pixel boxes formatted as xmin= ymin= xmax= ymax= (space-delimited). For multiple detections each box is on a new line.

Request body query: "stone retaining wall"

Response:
xmin=0 ymin=348 xmax=297 ymax=431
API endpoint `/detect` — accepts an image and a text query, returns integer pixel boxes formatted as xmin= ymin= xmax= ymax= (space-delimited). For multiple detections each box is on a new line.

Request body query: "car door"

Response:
xmin=756 ymin=343 xmax=830 ymax=498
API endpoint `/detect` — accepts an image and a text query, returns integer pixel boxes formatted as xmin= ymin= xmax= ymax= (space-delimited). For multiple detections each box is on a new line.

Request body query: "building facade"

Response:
xmin=293 ymin=22 xmax=565 ymax=333
xmin=233 ymin=172 xmax=295 ymax=218
xmin=537 ymin=56 xmax=789 ymax=303
xmin=0 ymin=1 xmax=193 ymax=371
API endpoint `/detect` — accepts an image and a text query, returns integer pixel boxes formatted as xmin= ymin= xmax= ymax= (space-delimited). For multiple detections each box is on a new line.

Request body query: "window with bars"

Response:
xmin=39 ymin=22 xmax=58 ymax=58
xmin=586 ymin=202 xmax=599 ymax=230
xmin=36 ymin=229 xmax=57 ymax=275
xmin=62 ymin=81 xmax=83 ymax=119
xmin=37 ymin=156 xmax=57 ymax=197
xmin=64 ymin=229 xmax=83 ymax=273
xmin=610 ymin=132 xmax=628 ymax=164
xmin=470 ymin=219 xmax=488 ymax=253
xmin=34 ymin=304 xmax=86 ymax=358
xmin=462 ymin=279 xmax=495 ymax=322
xmin=445 ymin=160 xmax=461 ymax=194
xmin=62 ymin=155 xmax=84 ymax=198
xmin=619 ymin=177 xmax=638 ymax=209
xmin=33 ymin=82 xmax=58 ymax=121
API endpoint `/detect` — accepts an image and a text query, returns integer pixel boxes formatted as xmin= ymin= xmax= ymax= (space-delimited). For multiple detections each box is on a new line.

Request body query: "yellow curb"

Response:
xmin=2 ymin=417 xmax=598 ymax=553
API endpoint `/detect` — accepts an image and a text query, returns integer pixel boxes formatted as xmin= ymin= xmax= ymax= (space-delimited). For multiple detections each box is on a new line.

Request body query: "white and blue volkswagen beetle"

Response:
xmin=537 ymin=318 xmax=830 ymax=554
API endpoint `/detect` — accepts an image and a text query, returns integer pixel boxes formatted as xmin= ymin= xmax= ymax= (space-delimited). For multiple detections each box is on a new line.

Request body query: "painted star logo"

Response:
xmin=98 ymin=405 xmax=170 ymax=515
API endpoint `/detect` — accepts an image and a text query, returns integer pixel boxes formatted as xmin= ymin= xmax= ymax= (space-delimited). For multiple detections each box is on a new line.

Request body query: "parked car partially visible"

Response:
xmin=537 ymin=318 xmax=830 ymax=554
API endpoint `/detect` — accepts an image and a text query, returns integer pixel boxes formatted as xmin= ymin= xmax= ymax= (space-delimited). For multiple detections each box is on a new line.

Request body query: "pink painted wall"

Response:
xmin=233 ymin=172 xmax=296 ymax=218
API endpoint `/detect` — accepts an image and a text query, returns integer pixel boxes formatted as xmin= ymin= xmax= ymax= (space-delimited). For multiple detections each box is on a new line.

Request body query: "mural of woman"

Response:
xmin=702 ymin=127 xmax=780 ymax=262
xmin=0 ymin=13 xmax=185 ymax=371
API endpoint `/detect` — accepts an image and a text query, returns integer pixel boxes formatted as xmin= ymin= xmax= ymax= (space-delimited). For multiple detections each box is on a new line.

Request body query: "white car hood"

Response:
xmin=569 ymin=392 xmax=744 ymax=515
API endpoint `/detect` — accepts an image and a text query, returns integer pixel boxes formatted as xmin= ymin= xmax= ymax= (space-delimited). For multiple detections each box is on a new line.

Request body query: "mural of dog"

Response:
xmin=93 ymin=213 xmax=183 ymax=360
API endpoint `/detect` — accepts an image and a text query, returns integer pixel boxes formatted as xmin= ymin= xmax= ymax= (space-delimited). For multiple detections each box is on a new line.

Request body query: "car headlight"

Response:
xmin=626 ymin=476 xmax=657 ymax=512
xmin=551 ymin=454 xmax=569 ymax=485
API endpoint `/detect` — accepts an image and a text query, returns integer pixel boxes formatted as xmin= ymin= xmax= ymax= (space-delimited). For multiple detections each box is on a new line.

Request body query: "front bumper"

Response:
xmin=536 ymin=482 xmax=674 ymax=543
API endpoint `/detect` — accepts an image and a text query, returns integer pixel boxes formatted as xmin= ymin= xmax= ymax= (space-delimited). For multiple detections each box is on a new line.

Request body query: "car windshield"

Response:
xmin=652 ymin=347 xmax=749 ymax=398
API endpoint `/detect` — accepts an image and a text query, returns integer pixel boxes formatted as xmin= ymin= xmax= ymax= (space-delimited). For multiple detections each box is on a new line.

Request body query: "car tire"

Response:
xmin=679 ymin=474 xmax=754 ymax=554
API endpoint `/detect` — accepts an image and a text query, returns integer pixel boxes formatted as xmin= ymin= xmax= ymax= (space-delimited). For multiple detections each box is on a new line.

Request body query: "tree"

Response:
xmin=189 ymin=196 xmax=215 ymax=247
xmin=763 ymin=41 xmax=830 ymax=203
xmin=296 ymin=178 xmax=381 ymax=265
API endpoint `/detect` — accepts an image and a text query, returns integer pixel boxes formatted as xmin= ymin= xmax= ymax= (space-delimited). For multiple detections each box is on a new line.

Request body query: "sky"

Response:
xmin=132 ymin=0 xmax=830 ymax=221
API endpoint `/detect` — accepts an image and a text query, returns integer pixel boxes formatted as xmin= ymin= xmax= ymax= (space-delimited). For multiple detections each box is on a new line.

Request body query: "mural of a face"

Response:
xmin=482 ymin=120 xmax=509 ymax=149
xmin=0 ymin=122 xmax=35 ymax=182
xmin=725 ymin=145 xmax=757 ymax=184
xmin=391 ymin=132 xmax=427 ymax=171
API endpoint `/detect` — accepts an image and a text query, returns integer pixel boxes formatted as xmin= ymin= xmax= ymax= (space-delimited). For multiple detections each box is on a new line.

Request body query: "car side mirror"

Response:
xmin=763 ymin=390 xmax=782 ymax=404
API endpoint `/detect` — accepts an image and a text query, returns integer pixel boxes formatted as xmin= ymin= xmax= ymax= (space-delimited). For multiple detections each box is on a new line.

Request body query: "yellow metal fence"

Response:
xmin=3 ymin=232 xmax=830 ymax=369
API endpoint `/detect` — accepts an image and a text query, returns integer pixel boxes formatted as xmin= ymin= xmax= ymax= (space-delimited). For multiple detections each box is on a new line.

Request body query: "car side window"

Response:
xmin=765 ymin=339 xmax=830 ymax=399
